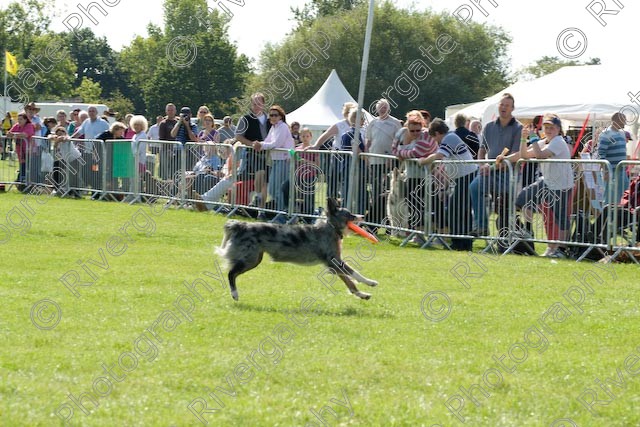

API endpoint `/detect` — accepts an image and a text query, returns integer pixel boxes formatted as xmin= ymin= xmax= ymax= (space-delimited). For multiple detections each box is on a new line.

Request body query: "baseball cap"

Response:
xmin=542 ymin=114 xmax=561 ymax=127
xmin=180 ymin=107 xmax=191 ymax=115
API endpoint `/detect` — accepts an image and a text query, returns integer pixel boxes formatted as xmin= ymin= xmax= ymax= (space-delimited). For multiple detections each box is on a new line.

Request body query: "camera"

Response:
xmin=180 ymin=113 xmax=189 ymax=121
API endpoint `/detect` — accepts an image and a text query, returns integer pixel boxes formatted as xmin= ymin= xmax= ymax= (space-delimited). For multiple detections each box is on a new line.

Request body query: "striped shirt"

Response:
xmin=597 ymin=126 xmax=627 ymax=167
xmin=393 ymin=128 xmax=438 ymax=179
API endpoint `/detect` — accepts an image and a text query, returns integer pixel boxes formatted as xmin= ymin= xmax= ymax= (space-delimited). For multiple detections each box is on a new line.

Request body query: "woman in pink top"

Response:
xmin=7 ymin=112 xmax=36 ymax=187
xmin=254 ymin=105 xmax=294 ymax=212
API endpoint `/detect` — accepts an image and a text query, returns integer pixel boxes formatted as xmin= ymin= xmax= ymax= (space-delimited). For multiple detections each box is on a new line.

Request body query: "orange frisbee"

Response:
xmin=347 ymin=222 xmax=379 ymax=244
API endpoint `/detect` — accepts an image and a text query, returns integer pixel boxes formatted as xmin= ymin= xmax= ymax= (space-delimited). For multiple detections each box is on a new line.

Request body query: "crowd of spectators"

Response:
xmin=2 ymin=95 xmax=639 ymax=257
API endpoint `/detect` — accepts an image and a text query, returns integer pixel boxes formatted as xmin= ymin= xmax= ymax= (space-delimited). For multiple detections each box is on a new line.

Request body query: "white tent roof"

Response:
xmin=453 ymin=65 xmax=638 ymax=124
xmin=288 ymin=69 xmax=374 ymax=129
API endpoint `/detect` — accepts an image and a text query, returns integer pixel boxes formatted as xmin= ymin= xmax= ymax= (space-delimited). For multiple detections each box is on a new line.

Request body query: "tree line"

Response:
xmin=0 ymin=0 xmax=597 ymax=121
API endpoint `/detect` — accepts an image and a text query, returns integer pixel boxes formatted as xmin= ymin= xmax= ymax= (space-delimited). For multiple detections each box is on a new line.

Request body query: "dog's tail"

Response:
xmin=214 ymin=221 xmax=236 ymax=263
xmin=215 ymin=233 xmax=229 ymax=259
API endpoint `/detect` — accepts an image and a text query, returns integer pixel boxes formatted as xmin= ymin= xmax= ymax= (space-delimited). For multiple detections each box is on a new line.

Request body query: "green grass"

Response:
xmin=1 ymin=191 xmax=639 ymax=426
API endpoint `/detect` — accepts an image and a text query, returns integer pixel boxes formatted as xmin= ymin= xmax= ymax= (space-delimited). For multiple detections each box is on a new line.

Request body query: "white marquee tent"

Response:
xmin=452 ymin=65 xmax=639 ymax=132
xmin=287 ymin=69 xmax=374 ymax=133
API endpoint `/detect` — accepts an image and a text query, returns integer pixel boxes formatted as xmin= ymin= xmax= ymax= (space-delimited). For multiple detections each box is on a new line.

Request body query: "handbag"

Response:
xmin=41 ymin=151 xmax=54 ymax=173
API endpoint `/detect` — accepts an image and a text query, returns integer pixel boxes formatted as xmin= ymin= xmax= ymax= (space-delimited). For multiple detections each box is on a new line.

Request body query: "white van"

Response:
xmin=35 ymin=102 xmax=112 ymax=122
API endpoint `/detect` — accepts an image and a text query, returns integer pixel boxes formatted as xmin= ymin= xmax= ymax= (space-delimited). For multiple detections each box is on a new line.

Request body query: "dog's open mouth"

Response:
xmin=347 ymin=221 xmax=379 ymax=244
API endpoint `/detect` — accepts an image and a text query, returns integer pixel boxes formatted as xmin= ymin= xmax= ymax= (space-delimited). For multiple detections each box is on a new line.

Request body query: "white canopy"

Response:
xmin=287 ymin=69 xmax=374 ymax=130
xmin=453 ymin=65 xmax=639 ymax=125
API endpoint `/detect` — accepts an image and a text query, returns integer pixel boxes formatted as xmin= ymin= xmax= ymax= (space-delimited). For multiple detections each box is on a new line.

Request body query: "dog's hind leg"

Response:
xmin=228 ymin=252 xmax=264 ymax=301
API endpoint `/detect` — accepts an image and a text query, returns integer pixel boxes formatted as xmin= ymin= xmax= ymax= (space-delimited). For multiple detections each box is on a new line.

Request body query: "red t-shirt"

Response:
xmin=9 ymin=122 xmax=35 ymax=163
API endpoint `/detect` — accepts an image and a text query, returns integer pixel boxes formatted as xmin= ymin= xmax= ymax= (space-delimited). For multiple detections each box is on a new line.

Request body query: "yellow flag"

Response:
xmin=5 ymin=51 xmax=18 ymax=76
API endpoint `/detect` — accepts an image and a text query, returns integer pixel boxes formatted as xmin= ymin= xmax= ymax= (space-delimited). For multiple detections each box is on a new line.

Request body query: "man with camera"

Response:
xmin=171 ymin=106 xmax=198 ymax=144
xmin=171 ymin=106 xmax=199 ymax=170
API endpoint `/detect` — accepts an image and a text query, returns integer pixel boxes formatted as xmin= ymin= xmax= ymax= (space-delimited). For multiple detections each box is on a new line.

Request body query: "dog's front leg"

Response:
xmin=350 ymin=269 xmax=379 ymax=287
xmin=337 ymin=274 xmax=371 ymax=300
xmin=335 ymin=260 xmax=378 ymax=288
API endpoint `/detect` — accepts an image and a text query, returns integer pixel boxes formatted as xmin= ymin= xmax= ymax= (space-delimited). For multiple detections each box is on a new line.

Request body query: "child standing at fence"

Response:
xmin=511 ymin=113 xmax=573 ymax=258
xmin=49 ymin=126 xmax=82 ymax=197
xmin=294 ymin=128 xmax=319 ymax=215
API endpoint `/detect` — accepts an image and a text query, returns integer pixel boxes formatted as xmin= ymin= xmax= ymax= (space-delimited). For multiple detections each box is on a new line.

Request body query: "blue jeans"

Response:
xmin=268 ymin=159 xmax=290 ymax=211
xmin=469 ymin=170 xmax=509 ymax=231
xmin=606 ymin=167 xmax=629 ymax=205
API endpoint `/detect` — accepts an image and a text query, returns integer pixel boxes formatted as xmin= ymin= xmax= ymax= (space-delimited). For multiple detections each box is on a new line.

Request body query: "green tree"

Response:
xmin=291 ymin=0 xmax=366 ymax=28
xmin=0 ymin=0 xmax=68 ymax=103
xmin=9 ymin=32 xmax=76 ymax=103
xmin=516 ymin=56 xmax=601 ymax=80
xmin=63 ymin=28 xmax=135 ymax=102
xmin=103 ymin=90 xmax=135 ymax=119
xmin=250 ymin=1 xmax=511 ymax=118
xmin=0 ymin=0 xmax=52 ymax=53
xmin=120 ymin=0 xmax=250 ymax=117
xmin=75 ymin=77 xmax=102 ymax=103
xmin=119 ymin=27 xmax=165 ymax=113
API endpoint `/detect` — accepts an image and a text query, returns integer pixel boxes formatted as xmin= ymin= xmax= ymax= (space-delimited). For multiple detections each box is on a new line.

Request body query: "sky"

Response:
xmin=1 ymin=0 xmax=636 ymax=74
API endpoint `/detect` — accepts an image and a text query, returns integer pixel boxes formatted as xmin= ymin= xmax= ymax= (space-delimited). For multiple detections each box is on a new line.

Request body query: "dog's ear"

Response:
xmin=327 ymin=197 xmax=339 ymax=214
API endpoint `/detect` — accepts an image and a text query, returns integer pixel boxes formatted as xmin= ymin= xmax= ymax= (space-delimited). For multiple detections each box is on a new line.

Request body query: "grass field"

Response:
xmin=1 ymin=190 xmax=639 ymax=426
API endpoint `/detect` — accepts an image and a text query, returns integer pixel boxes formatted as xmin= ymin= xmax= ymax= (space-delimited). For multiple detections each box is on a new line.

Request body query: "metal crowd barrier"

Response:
xmin=182 ymin=141 xmax=235 ymax=214
xmin=421 ymin=158 xmax=496 ymax=251
xmin=356 ymin=153 xmax=401 ymax=227
xmin=0 ymin=135 xmax=21 ymax=191
xmin=221 ymin=146 xmax=354 ymax=223
xmin=7 ymin=134 xmax=640 ymax=264
xmin=286 ymin=148 xmax=338 ymax=223
xmin=609 ymin=160 xmax=640 ymax=263
xmin=355 ymin=154 xmax=512 ymax=249
xmin=501 ymin=158 xmax=613 ymax=260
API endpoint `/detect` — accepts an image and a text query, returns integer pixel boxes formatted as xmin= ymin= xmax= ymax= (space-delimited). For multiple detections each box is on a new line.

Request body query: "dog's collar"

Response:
xmin=325 ymin=221 xmax=344 ymax=239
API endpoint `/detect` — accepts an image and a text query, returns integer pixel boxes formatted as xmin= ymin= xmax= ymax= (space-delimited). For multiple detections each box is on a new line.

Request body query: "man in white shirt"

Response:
xmin=365 ymin=99 xmax=401 ymax=228
xmin=71 ymin=105 xmax=110 ymax=190
xmin=147 ymin=115 xmax=163 ymax=154
xmin=72 ymin=105 xmax=110 ymax=151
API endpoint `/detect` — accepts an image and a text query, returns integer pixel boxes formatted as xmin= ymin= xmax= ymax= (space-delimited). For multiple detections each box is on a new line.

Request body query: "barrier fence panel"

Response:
xmin=215 ymin=145 xmax=349 ymax=222
xmin=503 ymin=158 xmax=612 ymax=259
xmin=64 ymin=138 xmax=99 ymax=198
xmin=25 ymin=137 xmax=105 ymax=199
xmin=0 ymin=136 xmax=19 ymax=190
xmin=355 ymin=153 xmax=397 ymax=229
xmin=183 ymin=142 xmax=235 ymax=214
xmin=609 ymin=160 xmax=640 ymax=263
xmin=422 ymin=158 xmax=484 ymax=251
xmin=43 ymin=136 xmax=74 ymax=197
xmin=420 ymin=158 xmax=515 ymax=254
xmin=103 ymin=139 xmax=136 ymax=202
xmin=221 ymin=144 xmax=264 ymax=218
xmin=144 ymin=139 xmax=182 ymax=204
xmin=101 ymin=139 xmax=181 ymax=204
xmin=287 ymin=148 xmax=334 ymax=222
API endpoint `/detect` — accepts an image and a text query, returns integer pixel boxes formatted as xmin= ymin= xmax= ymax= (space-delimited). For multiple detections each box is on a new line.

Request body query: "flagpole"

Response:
xmin=347 ymin=0 xmax=375 ymax=211
xmin=3 ymin=53 xmax=7 ymax=117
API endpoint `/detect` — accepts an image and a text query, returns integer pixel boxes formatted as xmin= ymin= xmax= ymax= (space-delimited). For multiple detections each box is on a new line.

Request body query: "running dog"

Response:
xmin=216 ymin=198 xmax=378 ymax=301
xmin=386 ymin=167 xmax=409 ymax=234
